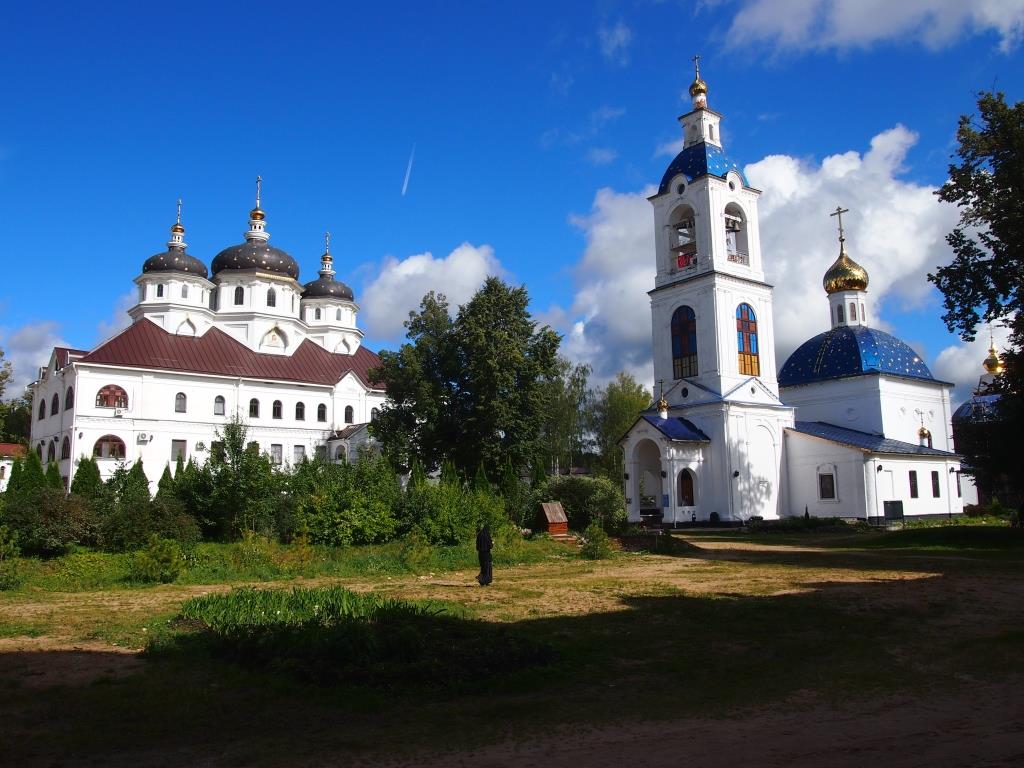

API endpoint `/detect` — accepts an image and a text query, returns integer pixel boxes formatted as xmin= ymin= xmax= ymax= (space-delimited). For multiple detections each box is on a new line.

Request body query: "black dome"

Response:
xmin=211 ymin=241 xmax=300 ymax=280
xmin=302 ymin=276 xmax=354 ymax=300
xmin=143 ymin=249 xmax=209 ymax=278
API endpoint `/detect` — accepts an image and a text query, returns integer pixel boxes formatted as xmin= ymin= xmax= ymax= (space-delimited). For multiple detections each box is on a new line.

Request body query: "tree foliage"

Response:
xmin=928 ymin=91 xmax=1024 ymax=502
xmin=370 ymin=277 xmax=560 ymax=478
xmin=539 ymin=357 xmax=591 ymax=474
xmin=586 ymin=372 xmax=651 ymax=482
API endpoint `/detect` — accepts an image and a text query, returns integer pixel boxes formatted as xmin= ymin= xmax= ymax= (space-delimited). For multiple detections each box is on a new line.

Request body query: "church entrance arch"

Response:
xmin=634 ymin=439 xmax=664 ymax=524
xmin=677 ymin=468 xmax=695 ymax=506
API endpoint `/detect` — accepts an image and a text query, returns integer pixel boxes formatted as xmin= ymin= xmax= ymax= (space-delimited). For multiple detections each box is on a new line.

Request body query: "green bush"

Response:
xmin=579 ymin=520 xmax=614 ymax=559
xmin=130 ymin=536 xmax=185 ymax=584
xmin=0 ymin=525 xmax=24 ymax=590
xmin=537 ymin=475 xmax=626 ymax=533
xmin=403 ymin=480 xmax=510 ymax=546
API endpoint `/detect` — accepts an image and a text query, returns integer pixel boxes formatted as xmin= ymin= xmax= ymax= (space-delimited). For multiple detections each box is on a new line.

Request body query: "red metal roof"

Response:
xmin=54 ymin=347 xmax=89 ymax=369
xmin=0 ymin=443 xmax=27 ymax=458
xmin=79 ymin=320 xmax=384 ymax=389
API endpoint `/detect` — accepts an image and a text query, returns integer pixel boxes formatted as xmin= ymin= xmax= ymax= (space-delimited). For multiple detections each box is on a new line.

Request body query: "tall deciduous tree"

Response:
xmin=371 ymin=278 xmax=560 ymax=478
xmin=587 ymin=372 xmax=651 ymax=482
xmin=928 ymin=91 xmax=1024 ymax=501
xmin=540 ymin=357 xmax=591 ymax=475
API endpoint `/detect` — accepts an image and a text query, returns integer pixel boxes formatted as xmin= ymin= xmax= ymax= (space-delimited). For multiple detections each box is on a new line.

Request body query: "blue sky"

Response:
xmin=1 ymin=1 xmax=1022 ymax=403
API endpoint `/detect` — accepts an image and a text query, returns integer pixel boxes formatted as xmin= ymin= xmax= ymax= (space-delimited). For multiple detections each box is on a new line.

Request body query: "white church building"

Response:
xmin=621 ymin=65 xmax=966 ymax=525
xmin=30 ymin=186 xmax=385 ymax=491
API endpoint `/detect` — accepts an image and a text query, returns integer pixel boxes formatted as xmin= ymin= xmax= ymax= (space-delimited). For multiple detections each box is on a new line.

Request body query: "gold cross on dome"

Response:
xmin=830 ymin=205 xmax=849 ymax=242
xmin=691 ymin=54 xmax=701 ymax=79
xmin=176 ymin=197 xmax=182 ymax=224
xmin=256 ymin=175 xmax=262 ymax=208
xmin=324 ymin=231 xmax=331 ymax=252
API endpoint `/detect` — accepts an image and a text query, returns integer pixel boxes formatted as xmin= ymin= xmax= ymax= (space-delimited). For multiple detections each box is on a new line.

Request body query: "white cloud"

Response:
xmin=95 ymin=291 xmax=136 ymax=344
xmin=933 ymin=323 xmax=1012 ymax=406
xmin=558 ymin=186 xmax=657 ymax=384
xmin=555 ymin=126 xmax=960 ymax=388
xmin=728 ymin=0 xmax=1024 ymax=52
xmin=598 ymin=22 xmax=633 ymax=65
xmin=0 ymin=321 xmax=68 ymax=397
xmin=587 ymin=147 xmax=618 ymax=165
xmin=360 ymin=243 xmax=506 ymax=342
xmin=747 ymin=125 xmax=958 ymax=360
xmin=655 ymin=138 xmax=684 ymax=158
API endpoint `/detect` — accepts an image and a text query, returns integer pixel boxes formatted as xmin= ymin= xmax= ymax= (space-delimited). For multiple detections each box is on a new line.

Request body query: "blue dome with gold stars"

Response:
xmin=659 ymin=143 xmax=747 ymax=195
xmin=779 ymin=326 xmax=934 ymax=387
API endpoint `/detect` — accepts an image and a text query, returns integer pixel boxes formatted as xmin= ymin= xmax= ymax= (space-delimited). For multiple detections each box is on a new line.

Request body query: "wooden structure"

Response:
xmin=539 ymin=502 xmax=569 ymax=536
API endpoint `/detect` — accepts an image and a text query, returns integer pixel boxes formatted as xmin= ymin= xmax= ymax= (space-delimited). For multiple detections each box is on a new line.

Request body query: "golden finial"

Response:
xmin=170 ymin=197 xmax=185 ymax=234
xmin=324 ymin=231 xmax=331 ymax=253
xmin=250 ymin=175 xmax=265 ymax=220
xmin=656 ymin=378 xmax=669 ymax=414
xmin=688 ymin=54 xmax=708 ymax=98
xmin=983 ymin=326 xmax=1003 ymax=374
xmin=823 ymin=206 xmax=869 ymax=294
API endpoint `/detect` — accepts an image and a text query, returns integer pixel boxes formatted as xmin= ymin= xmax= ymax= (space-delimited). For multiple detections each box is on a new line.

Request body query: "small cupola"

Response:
xmin=823 ymin=206 xmax=870 ymax=329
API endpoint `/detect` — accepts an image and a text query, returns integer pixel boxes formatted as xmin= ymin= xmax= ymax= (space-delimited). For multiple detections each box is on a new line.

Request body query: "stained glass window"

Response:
xmin=736 ymin=303 xmax=760 ymax=376
xmin=671 ymin=306 xmax=698 ymax=379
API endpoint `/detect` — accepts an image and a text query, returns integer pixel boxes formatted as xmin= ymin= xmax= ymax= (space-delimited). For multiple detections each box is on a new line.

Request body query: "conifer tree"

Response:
xmin=44 ymin=462 xmax=62 ymax=490
xmin=156 ymin=464 xmax=176 ymax=500
xmin=70 ymin=457 xmax=105 ymax=501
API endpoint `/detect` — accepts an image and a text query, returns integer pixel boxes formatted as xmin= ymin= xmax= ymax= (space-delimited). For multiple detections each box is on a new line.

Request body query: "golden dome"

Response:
xmin=983 ymin=346 xmax=1002 ymax=375
xmin=823 ymin=246 xmax=869 ymax=294
xmin=170 ymin=222 xmax=185 ymax=234
xmin=689 ymin=77 xmax=708 ymax=98
xmin=249 ymin=207 xmax=266 ymax=221
xmin=657 ymin=395 xmax=669 ymax=413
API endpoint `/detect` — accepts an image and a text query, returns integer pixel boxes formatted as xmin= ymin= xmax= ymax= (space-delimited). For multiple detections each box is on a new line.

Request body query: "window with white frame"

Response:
xmin=817 ymin=466 xmax=837 ymax=500
xmin=171 ymin=439 xmax=187 ymax=462
xmin=293 ymin=445 xmax=305 ymax=464
xmin=270 ymin=444 xmax=283 ymax=465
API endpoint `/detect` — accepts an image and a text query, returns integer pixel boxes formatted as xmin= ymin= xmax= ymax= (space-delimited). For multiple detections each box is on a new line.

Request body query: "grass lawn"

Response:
xmin=1 ymin=526 xmax=1022 ymax=766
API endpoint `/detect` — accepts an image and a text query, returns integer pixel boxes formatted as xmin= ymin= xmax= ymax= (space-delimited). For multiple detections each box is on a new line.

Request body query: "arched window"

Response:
xmin=335 ymin=445 xmax=347 ymax=462
xmin=249 ymin=398 xmax=260 ymax=418
xmin=317 ymin=404 xmax=327 ymax=422
xmin=724 ymin=203 xmax=749 ymax=264
xmin=47 ymin=442 xmax=56 ymax=462
xmin=272 ymin=400 xmax=282 ymax=419
xmin=234 ymin=286 xmax=244 ymax=305
xmin=860 ymin=303 xmax=865 ymax=321
xmin=93 ymin=435 xmax=126 ymax=459
xmin=267 ymin=288 xmax=276 ymax=307
xmin=38 ymin=400 xmax=46 ymax=420
xmin=336 ymin=308 xmax=342 ymax=321
xmin=671 ymin=306 xmax=698 ymax=379
xmin=371 ymin=407 xmax=379 ymax=421
xmin=836 ymin=304 xmax=844 ymax=323
xmin=344 ymin=405 xmax=354 ymax=424
xmin=736 ymin=303 xmax=760 ymax=376
xmin=677 ymin=470 xmax=695 ymax=506
xmin=315 ymin=307 xmax=322 ymax=320
xmin=65 ymin=386 xmax=74 ymax=410
xmin=95 ymin=385 xmax=128 ymax=409
xmin=174 ymin=392 xmax=187 ymax=413
xmin=295 ymin=402 xmax=305 ymax=421
xmin=157 ymin=284 xmax=165 ymax=298
xmin=214 ymin=395 xmax=226 ymax=416
xmin=669 ymin=204 xmax=697 ymax=270
xmin=849 ymin=302 xmax=857 ymax=321
xmin=51 ymin=394 xmax=59 ymax=416
xmin=181 ymin=284 xmax=189 ymax=299
xmin=61 ymin=436 xmax=71 ymax=460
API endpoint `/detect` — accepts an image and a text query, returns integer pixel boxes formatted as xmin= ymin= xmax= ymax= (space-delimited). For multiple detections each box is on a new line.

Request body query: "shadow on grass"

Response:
xmin=2 ymin=569 xmax=1022 ymax=766
xmin=628 ymin=527 xmax=1024 ymax=575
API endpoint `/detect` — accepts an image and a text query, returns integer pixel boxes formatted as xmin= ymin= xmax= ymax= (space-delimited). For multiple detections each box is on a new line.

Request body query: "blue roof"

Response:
xmin=642 ymin=414 xmax=711 ymax=442
xmin=952 ymin=393 xmax=1001 ymax=424
xmin=658 ymin=142 xmax=747 ymax=194
xmin=790 ymin=422 xmax=957 ymax=457
xmin=779 ymin=325 xmax=935 ymax=387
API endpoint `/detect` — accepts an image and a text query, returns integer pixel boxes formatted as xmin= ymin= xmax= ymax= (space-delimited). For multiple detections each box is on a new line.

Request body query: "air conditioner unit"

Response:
xmin=137 ymin=433 xmax=149 ymax=442
xmin=113 ymin=408 xmax=124 ymax=417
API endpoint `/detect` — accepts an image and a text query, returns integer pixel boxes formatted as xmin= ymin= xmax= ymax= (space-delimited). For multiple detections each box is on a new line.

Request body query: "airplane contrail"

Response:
xmin=401 ymin=144 xmax=416 ymax=196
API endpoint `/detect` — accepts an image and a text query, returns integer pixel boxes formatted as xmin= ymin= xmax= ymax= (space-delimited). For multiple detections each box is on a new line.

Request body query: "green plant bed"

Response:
xmin=150 ymin=586 xmax=556 ymax=690
xmin=858 ymin=525 xmax=1024 ymax=551
xmin=746 ymin=516 xmax=868 ymax=534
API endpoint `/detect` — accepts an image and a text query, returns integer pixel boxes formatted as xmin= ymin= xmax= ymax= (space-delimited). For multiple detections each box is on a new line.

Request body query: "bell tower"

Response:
xmin=648 ymin=59 xmax=781 ymax=400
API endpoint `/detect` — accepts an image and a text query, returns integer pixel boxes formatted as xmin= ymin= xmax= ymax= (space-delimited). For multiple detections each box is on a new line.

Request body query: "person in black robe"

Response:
xmin=475 ymin=524 xmax=493 ymax=586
